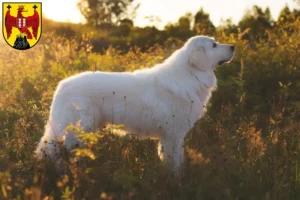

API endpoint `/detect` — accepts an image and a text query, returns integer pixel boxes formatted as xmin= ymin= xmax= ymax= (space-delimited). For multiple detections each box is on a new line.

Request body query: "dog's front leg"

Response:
xmin=162 ymin=135 xmax=185 ymax=175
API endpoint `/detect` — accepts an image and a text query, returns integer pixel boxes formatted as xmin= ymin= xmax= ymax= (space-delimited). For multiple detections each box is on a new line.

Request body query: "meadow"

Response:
xmin=0 ymin=7 xmax=300 ymax=200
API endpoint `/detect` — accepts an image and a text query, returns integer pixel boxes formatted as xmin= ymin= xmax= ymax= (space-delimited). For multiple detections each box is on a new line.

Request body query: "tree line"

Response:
xmin=42 ymin=1 xmax=300 ymax=52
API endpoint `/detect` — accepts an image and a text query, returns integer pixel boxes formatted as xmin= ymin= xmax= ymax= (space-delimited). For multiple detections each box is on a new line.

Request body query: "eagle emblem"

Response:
xmin=2 ymin=2 xmax=42 ymax=50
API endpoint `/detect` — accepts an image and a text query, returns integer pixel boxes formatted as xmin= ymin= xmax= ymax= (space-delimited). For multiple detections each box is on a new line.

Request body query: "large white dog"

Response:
xmin=35 ymin=36 xmax=234 ymax=171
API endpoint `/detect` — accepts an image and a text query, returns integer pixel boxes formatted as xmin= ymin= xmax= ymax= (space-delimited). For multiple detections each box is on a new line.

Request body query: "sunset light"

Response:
xmin=1 ymin=0 xmax=300 ymax=199
xmin=1 ymin=0 xmax=297 ymax=27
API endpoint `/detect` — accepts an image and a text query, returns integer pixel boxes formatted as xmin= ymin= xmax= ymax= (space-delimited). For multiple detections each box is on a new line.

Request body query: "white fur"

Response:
xmin=35 ymin=36 xmax=234 ymax=171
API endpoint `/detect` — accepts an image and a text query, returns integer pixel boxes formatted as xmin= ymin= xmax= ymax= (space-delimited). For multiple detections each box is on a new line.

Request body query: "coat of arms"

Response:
xmin=2 ymin=2 xmax=42 ymax=50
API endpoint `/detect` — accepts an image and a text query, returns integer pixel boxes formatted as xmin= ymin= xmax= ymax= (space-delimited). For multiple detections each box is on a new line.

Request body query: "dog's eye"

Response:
xmin=213 ymin=43 xmax=217 ymax=48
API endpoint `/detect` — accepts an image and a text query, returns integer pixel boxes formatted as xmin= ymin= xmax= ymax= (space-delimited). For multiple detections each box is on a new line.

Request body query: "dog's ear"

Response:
xmin=188 ymin=46 xmax=210 ymax=71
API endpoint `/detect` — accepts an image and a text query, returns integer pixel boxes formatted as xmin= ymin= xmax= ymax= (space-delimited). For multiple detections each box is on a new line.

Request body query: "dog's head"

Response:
xmin=185 ymin=36 xmax=235 ymax=71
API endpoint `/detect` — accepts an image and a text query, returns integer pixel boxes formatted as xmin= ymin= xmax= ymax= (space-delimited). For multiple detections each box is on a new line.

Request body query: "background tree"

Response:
xmin=77 ymin=0 xmax=138 ymax=26
xmin=238 ymin=6 xmax=273 ymax=41
xmin=193 ymin=8 xmax=216 ymax=35
xmin=218 ymin=18 xmax=238 ymax=35
xmin=277 ymin=5 xmax=293 ymax=24
xmin=144 ymin=15 xmax=162 ymax=28
xmin=279 ymin=5 xmax=300 ymax=20
xmin=164 ymin=13 xmax=194 ymax=40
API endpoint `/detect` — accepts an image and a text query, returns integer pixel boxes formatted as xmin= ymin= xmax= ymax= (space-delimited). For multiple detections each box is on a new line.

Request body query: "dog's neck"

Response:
xmin=149 ymin=50 xmax=216 ymax=106
xmin=153 ymin=49 xmax=217 ymax=90
xmin=189 ymin=68 xmax=217 ymax=90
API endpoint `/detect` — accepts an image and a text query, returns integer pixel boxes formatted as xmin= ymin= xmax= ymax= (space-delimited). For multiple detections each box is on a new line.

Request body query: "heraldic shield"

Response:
xmin=2 ymin=2 xmax=42 ymax=50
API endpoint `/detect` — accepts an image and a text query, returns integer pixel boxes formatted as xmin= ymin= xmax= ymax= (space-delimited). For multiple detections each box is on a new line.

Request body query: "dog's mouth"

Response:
xmin=218 ymin=55 xmax=234 ymax=65
xmin=218 ymin=60 xmax=229 ymax=65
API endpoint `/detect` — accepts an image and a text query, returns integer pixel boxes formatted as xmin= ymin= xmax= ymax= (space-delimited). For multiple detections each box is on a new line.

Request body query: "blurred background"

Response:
xmin=0 ymin=0 xmax=299 ymax=51
xmin=1 ymin=0 xmax=300 ymax=199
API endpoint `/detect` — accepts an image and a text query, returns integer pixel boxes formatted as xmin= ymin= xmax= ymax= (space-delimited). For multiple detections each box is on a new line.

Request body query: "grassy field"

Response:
xmin=0 ymin=15 xmax=300 ymax=199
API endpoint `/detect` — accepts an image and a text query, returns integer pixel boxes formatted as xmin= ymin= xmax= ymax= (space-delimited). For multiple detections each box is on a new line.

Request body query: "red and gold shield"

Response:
xmin=2 ymin=2 xmax=42 ymax=50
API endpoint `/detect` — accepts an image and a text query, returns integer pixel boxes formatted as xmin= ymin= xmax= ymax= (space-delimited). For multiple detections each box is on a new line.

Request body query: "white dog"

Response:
xmin=35 ymin=36 xmax=234 ymax=172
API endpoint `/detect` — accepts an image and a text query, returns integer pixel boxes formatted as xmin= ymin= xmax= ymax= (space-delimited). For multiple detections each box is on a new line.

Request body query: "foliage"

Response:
xmin=238 ymin=6 xmax=273 ymax=41
xmin=0 ymin=5 xmax=300 ymax=200
xmin=77 ymin=0 xmax=138 ymax=25
xmin=193 ymin=8 xmax=216 ymax=35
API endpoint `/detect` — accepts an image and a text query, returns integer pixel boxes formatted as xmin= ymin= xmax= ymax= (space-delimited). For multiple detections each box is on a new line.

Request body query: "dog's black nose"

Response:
xmin=230 ymin=45 xmax=235 ymax=51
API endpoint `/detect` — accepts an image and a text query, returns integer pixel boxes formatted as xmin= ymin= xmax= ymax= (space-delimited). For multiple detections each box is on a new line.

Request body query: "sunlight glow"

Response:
xmin=1 ymin=0 xmax=298 ymax=28
xmin=135 ymin=0 xmax=298 ymax=28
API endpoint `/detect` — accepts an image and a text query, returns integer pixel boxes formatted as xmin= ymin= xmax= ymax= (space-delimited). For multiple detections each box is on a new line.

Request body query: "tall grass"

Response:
xmin=0 ymin=17 xmax=300 ymax=199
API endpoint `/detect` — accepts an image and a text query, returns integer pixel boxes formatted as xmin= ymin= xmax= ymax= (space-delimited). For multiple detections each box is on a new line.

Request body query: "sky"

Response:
xmin=1 ymin=0 xmax=299 ymax=29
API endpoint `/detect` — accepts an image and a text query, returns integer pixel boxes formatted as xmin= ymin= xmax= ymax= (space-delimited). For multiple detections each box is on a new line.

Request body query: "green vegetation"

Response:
xmin=0 ymin=5 xmax=300 ymax=200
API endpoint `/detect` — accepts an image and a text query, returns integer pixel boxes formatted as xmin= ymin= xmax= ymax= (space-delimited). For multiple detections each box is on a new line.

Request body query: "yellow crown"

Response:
xmin=18 ymin=5 xmax=24 ymax=9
